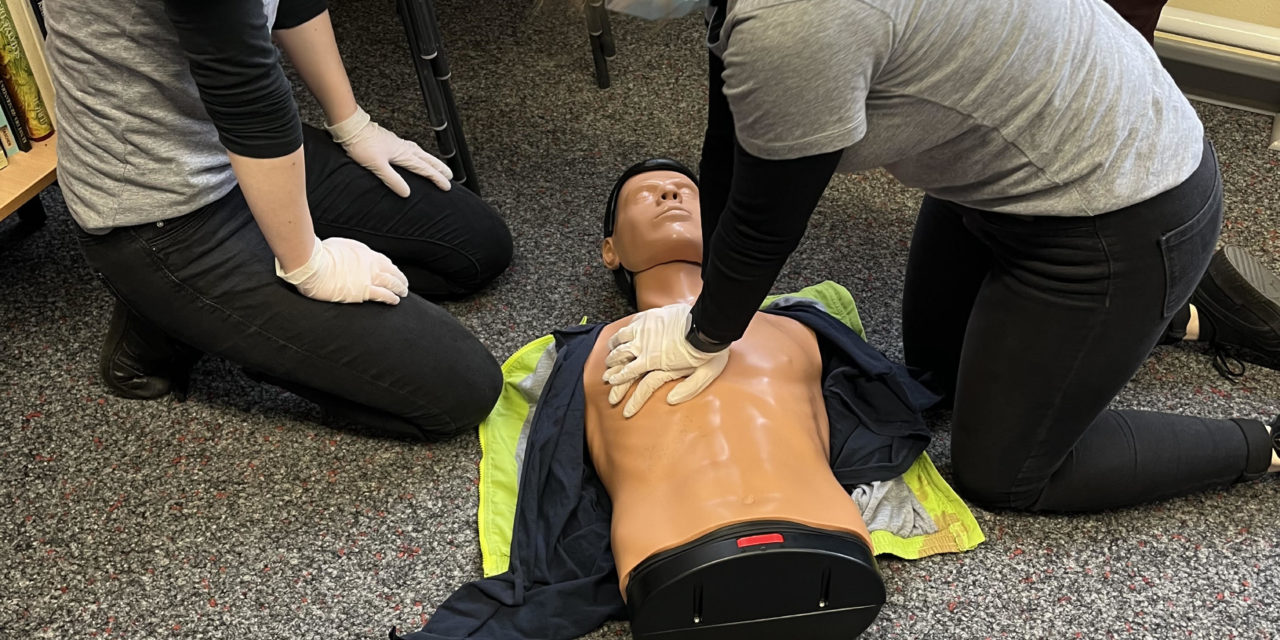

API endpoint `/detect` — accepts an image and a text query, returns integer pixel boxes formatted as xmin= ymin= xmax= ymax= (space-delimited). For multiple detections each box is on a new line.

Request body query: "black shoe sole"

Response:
xmin=1192 ymin=246 xmax=1280 ymax=370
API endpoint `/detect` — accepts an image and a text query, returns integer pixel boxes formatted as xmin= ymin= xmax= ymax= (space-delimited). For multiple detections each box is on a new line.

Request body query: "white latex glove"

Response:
xmin=326 ymin=106 xmax=453 ymax=197
xmin=275 ymin=236 xmax=410 ymax=305
xmin=603 ymin=302 xmax=730 ymax=418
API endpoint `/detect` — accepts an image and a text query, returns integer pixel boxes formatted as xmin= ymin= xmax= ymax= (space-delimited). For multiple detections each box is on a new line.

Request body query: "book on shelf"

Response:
xmin=0 ymin=78 xmax=29 ymax=152
xmin=27 ymin=0 xmax=44 ymax=38
xmin=0 ymin=0 xmax=52 ymax=142
xmin=0 ymin=88 xmax=17 ymax=156
xmin=8 ymin=0 xmax=52 ymax=128
xmin=0 ymin=137 xmax=7 ymax=168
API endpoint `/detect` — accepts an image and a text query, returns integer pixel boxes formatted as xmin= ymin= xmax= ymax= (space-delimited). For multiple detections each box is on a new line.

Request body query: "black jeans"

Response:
xmin=78 ymin=125 xmax=513 ymax=439
xmin=903 ymin=141 xmax=1273 ymax=512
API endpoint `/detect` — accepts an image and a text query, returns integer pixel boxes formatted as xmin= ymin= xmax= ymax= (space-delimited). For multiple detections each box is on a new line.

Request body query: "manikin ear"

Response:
xmin=601 ymin=238 xmax=621 ymax=270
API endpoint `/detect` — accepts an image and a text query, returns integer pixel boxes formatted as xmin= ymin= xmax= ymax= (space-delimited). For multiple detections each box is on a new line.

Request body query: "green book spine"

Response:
xmin=0 ymin=0 xmax=51 ymax=141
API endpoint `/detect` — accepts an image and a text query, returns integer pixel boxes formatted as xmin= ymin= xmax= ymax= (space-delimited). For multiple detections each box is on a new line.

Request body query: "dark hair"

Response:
xmin=602 ymin=158 xmax=700 ymax=305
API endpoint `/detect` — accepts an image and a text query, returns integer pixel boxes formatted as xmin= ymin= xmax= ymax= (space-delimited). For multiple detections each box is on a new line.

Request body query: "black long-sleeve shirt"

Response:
xmin=692 ymin=48 xmax=841 ymax=344
xmin=165 ymin=0 xmax=328 ymax=158
xmin=46 ymin=0 xmax=327 ymax=231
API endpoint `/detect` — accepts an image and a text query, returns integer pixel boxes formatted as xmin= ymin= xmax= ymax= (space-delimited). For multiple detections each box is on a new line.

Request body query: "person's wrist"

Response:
xmin=684 ymin=313 xmax=731 ymax=354
xmin=324 ymin=105 xmax=371 ymax=144
xmin=322 ymin=101 xmax=359 ymax=131
xmin=275 ymin=236 xmax=323 ymax=284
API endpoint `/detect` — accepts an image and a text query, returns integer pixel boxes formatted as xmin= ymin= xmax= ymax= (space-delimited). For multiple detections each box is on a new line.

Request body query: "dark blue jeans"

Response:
xmin=902 ymin=141 xmax=1273 ymax=512
xmin=78 ymin=126 xmax=512 ymax=439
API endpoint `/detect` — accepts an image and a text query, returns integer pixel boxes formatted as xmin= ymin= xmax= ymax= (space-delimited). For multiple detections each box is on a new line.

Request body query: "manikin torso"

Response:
xmin=583 ymin=307 xmax=872 ymax=593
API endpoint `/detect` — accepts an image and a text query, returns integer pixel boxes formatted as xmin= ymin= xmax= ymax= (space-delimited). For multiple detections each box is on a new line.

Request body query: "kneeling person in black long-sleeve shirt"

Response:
xmin=44 ymin=0 xmax=512 ymax=438
xmin=602 ymin=0 xmax=1280 ymax=513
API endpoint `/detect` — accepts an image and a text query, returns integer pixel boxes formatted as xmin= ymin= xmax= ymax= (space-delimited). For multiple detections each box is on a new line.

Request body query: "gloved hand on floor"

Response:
xmin=326 ymin=106 xmax=454 ymax=196
xmin=603 ymin=302 xmax=730 ymax=417
xmin=276 ymin=236 xmax=409 ymax=305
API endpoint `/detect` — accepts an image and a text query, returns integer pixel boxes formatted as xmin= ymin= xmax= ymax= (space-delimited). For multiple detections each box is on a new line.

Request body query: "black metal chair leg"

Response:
xmin=586 ymin=0 xmax=611 ymax=89
xmin=599 ymin=3 xmax=616 ymax=58
xmin=417 ymin=0 xmax=480 ymax=193
xmin=397 ymin=0 xmax=480 ymax=194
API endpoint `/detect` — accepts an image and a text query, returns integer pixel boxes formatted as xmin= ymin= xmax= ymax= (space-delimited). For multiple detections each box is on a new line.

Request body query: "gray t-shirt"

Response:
xmin=44 ymin=0 xmax=280 ymax=233
xmin=709 ymin=0 xmax=1204 ymax=215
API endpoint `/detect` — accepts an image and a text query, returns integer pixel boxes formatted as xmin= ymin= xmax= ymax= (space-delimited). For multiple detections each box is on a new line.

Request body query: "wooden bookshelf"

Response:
xmin=0 ymin=132 xmax=56 ymax=222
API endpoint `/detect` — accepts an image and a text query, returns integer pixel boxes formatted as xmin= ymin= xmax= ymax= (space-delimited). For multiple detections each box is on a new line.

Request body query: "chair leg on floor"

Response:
xmin=600 ymin=5 xmax=616 ymax=58
xmin=397 ymin=0 xmax=481 ymax=193
xmin=418 ymin=0 xmax=480 ymax=193
xmin=586 ymin=0 xmax=611 ymax=89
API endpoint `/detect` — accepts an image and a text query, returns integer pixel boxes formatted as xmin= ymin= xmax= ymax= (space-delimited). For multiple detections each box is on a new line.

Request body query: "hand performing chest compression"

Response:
xmin=602 ymin=302 xmax=728 ymax=417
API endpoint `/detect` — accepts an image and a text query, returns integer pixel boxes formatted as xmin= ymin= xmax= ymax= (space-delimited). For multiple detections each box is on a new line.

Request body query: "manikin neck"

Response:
xmin=633 ymin=262 xmax=704 ymax=311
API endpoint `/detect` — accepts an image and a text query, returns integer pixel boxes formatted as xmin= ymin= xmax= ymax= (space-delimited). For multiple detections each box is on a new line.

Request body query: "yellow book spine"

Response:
xmin=0 ymin=0 xmax=51 ymax=141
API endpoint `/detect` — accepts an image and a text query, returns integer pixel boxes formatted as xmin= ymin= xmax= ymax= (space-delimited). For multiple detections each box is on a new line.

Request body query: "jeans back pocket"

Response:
xmin=1159 ymin=179 xmax=1223 ymax=317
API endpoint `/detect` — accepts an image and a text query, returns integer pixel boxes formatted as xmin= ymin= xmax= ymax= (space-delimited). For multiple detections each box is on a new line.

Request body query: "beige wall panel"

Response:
xmin=1166 ymin=0 xmax=1280 ymax=29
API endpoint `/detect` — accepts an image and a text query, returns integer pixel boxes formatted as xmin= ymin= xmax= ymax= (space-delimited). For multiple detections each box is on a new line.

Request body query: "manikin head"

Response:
xmin=601 ymin=159 xmax=702 ymax=307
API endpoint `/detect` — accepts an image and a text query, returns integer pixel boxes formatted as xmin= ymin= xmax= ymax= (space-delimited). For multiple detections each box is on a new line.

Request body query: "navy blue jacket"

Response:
xmin=395 ymin=303 xmax=936 ymax=640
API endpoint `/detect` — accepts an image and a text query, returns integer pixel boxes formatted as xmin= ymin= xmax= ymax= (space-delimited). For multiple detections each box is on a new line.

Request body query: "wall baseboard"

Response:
xmin=1158 ymin=8 xmax=1280 ymax=56
xmin=1154 ymin=9 xmax=1280 ymax=151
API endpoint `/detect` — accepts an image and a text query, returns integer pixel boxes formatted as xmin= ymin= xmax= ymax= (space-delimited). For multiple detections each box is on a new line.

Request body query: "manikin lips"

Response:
xmin=655 ymin=207 xmax=690 ymax=220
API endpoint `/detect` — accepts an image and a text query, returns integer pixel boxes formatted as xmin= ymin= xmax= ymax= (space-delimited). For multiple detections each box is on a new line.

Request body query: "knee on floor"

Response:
xmin=419 ymin=214 xmax=513 ymax=298
xmin=463 ymin=225 xmax=513 ymax=292
xmin=405 ymin=357 xmax=504 ymax=439
xmin=951 ymin=457 xmax=1044 ymax=512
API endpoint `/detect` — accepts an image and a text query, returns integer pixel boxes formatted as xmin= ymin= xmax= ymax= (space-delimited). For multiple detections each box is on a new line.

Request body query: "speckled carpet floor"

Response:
xmin=3 ymin=1 xmax=1278 ymax=638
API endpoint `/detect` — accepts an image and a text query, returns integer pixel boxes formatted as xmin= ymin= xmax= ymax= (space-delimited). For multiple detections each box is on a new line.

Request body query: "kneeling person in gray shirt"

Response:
xmin=45 ymin=0 xmax=512 ymax=438
xmin=601 ymin=0 xmax=1280 ymax=513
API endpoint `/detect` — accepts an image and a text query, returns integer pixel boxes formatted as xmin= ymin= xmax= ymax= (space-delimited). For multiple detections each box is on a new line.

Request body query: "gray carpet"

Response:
xmin=3 ymin=1 xmax=1279 ymax=638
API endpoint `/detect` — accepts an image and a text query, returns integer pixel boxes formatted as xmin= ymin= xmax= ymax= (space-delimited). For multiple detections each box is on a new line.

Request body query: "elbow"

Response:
xmin=200 ymin=76 xmax=303 ymax=158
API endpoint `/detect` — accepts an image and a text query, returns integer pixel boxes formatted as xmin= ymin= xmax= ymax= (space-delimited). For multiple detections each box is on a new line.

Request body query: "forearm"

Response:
xmin=699 ymin=50 xmax=735 ymax=266
xmin=692 ymin=144 xmax=842 ymax=344
xmin=228 ymin=148 xmax=316 ymax=273
xmin=274 ymin=9 xmax=358 ymax=125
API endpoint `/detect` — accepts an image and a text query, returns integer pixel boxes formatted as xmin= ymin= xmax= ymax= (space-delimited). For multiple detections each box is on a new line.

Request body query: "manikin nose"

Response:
xmin=659 ymin=184 xmax=683 ymax=203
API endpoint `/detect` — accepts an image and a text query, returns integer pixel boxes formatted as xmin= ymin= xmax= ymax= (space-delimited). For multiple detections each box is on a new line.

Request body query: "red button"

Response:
xmin=737 ymin=533 xmax=784 ymax=548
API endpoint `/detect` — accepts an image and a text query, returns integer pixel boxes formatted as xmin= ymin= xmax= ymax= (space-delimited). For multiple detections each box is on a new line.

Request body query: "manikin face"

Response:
xmin=602 ymin=170 xmax=703 ymax=273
